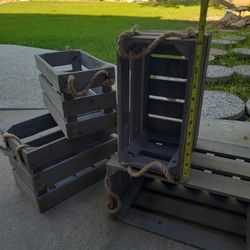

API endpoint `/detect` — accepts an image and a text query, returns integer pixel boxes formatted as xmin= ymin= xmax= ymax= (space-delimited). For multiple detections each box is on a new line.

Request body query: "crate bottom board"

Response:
xmin=113 ymin=206 xmax=245 ymax=250
xmin=13 ymin=161 xmax=106 ymax=213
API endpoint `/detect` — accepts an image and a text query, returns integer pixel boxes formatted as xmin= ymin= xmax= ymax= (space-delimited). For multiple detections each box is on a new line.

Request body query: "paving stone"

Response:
xmin=241 ymin=31 xmax=250 ymax=36
xmin=246 ymin=99 xmax=250 ymax=116
xmin=232 ymin=48 xmax=250 ymax=58
xmin=223 ymin=35 xmax=246 ymax=41
xmin=201 ymin=91 xmax=245 ymax=120
xmin=210 ymin=48 xmax=228 ymax=56
xmin=212 ymin=39 xmax=237 ymax=46
xmin=0 ymin=45 xmax=54 ymax=109
xmin=219 ymin=29 xmax=236 ymax=33
xmin=208 ymin=55 xmax=215 ymax=62
xmin=206 ymin=65 xmax=234 ymax=82
xmin=233 ymin=65 xmax=250 ymax=78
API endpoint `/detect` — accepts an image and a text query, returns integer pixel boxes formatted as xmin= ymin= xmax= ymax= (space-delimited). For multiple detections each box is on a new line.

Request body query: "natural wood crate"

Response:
xmin=106 ymin=139 xmax=250 ymax=250
xmin=1 ymin=113 xmax=117 ymax=197
xmin=117 ymin=31 xmax=211 ymax=181
xmin=35 ymin=50 xmax=117 ymax=139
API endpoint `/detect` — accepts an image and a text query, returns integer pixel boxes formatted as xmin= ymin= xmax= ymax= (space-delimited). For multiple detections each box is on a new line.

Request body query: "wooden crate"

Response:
xmin=117 ymin=31 xmax=211 ymax=180
xmin=106 ymin=139 xmax=250 ymax=250
xmin=0 ymin=113 xmax=116 ymax=211
xmin=13 ymin=159 xmax=106 ymax=213
xmin=35 ymin=50 xmax=116 ymax=139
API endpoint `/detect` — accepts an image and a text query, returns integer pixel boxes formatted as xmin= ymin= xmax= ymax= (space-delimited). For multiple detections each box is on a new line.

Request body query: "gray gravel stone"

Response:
xmin=233 ymin=65 xmax=250 ymax=78
xmin=223 ymin=35 xmax=246 ymax=41
xmin=210 ymin=48 xmax=228 ymax=56
xmin=201 ymin=91 xmax=245 ymax=119
xmin=232 ymin=48 xmax=250 ymax=58
xmin=246 ymin=99 xmax=250 ymax=116
xmin=0 ymin=44 xmax=54 ymax=109
xmin=206 ymin=65 xmax=234 ymax=82
xmin=212 ymin=39 xmax=237 ymax=46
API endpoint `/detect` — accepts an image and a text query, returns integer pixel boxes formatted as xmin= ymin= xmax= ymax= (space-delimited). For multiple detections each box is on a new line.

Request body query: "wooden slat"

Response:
xmin=187 ymin=169 xmax=250 ymax=202
xmin=35 ymin=55 xmax=60 ymax=90
xmin=39 ymin=50 xmax=79 ymax=67
xmin=58 ymin=65 xmax=115 ymax=94
xmin=24 ymin=129 xmax=115 ymax=171
xmin=62 ymin=91 xmax=116 ymax=118
xmin=117 ymin=208 xmax=245 ymax=250
xmin=134 ymin=190 xmax=246 ymax=236
xmin=147 ymin=99 xmax=184 ymax=119
xmin=39 ymin=74 xmax=64 ymax=114
xmin=192 ymin=152 xmax=250 ymax=180
xmin=80 ymin=50 xmax=106 ymax=69
xmin=66 ymin=111 xmax=116 ymax=139
xmin=10 ymin=137 xmax=116 ymax=192
xmin=143 ymin=179 xmax=247 ymax=215
xmin=116 ymin=177 xmax=144 ymax=218
xmin=13 ymin=161 xmax=106 ymax=213
xmin=8 ymin=113 xmax=57 ymax=139
xmin=130 ymin=57 xmax=143 ymax=139
xmin=196 ymin=139 xmax=250 ymax=161
xmin=147 ymin=117 xmax=182 ymax=138
xmin=141 ymin=142 xmax=178 ymax=161
xmin=117 ymin=53 xmax=130 ymax=161
xmin=150 ymin=57 xmax=188 ymax=78
xmin=42 ymin=93 xmax=67 ymax=136
xmin=148 ymin=79 xmax=186 ymax=99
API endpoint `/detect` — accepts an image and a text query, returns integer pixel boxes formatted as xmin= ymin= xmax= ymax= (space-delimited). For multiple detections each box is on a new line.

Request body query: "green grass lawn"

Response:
xmin=0 ymin=1 xmax=223 ymax=62
xmin=0 ymin=1 xmax=249 ymax=102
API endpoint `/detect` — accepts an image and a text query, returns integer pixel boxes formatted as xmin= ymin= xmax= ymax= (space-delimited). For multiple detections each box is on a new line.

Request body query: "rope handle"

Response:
xmin=123 ymin=160 xmax=175 ymax=182
xmin=64 ymin=70 xmax=115 ymax=98
xmin=2 ymin=132 xmax=29 ymax=163
xmin=117 ymin=26 xmax=198 ymax=60
xmin=104 ymin=175 xmax=122 ymax=215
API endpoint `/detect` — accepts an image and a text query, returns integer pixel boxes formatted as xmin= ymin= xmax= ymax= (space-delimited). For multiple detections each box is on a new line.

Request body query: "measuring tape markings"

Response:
xmin=182 ymin=0 xmax=210 ymax=181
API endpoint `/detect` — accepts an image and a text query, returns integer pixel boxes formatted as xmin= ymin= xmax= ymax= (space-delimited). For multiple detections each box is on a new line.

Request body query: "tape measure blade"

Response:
xmin=181 ymin=0 xmax=209 ymax=182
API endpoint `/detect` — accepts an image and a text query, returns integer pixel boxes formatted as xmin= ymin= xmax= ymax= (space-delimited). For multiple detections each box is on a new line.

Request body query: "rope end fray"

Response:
xmin=104 ymin=175 xmax=122 ymax=215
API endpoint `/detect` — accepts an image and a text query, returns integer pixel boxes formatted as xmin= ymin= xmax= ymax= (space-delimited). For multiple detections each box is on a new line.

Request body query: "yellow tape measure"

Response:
xmin=181 ymin=0 xmax=209 ymax=182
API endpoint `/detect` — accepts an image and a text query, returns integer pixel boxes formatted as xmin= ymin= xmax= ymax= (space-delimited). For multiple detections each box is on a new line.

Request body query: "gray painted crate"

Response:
xmin=106 ymin=139 xmax=250 ymax=250
xmin=13 ymin=160 xmax=106 ymax=213
xmin=35 ymin=50 xmax=117 ymax=139
xmin=117 ymin=31 xmax=211 ymax=181
xmin=1 ymin=113 xmax=117 ymax=212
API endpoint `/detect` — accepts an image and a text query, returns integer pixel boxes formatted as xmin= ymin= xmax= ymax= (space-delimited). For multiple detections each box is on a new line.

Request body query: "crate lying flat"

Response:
xmin=106 ymin=139 xmax=250 ymax=250
xmin=2 ymin=113 xmax=116 ymax=212
xmin=117 ymin=31 xmax=211 ymax=180
xmin=13 ymin=160 xmax=106 ymax=213
xmin=36 ymin=50 xmax=116 ymax=139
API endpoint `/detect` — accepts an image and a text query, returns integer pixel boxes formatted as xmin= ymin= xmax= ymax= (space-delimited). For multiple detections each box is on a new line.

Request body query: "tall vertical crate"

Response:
xmin=35 ymin=50 xmax=117 ymax=139
xmin=117 ymin=31 xmax=211 ymax=180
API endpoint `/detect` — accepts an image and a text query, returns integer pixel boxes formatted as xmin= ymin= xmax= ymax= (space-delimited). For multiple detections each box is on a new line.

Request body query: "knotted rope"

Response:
xmin=64 ymin=70 xmax=115 ymax=98
xmin=104 ymin=175 xmax=122 ymax=215
xmin=123 ymin=160 xmax=174 ymax=182
xmin=117 ymin=26 xmax=198 ymax=60
xmin=2 ymin=133 xmax=29 ymax=163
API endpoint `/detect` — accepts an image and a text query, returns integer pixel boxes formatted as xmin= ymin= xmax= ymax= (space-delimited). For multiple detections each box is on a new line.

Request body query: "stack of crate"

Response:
xmin=1 ymin=49 xmax=117 ymax=212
